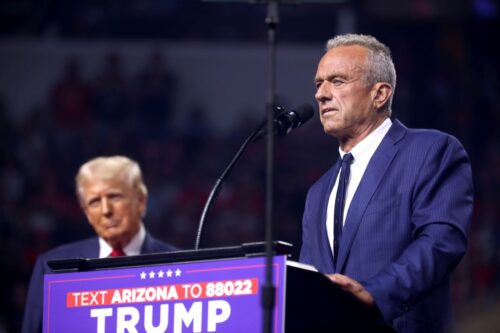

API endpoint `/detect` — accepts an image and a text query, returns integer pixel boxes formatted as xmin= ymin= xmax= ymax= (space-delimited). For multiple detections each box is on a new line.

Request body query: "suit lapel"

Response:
xmin=336 ymin=120 xmax=406 ymax=272
xmin=142 ymin=233 xmax=155 ymax=253
xmin=82 ymin=238 xmax=100 ymax=258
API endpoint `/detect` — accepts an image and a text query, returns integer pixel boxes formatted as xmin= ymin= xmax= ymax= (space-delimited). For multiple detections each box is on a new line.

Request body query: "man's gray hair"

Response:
xmin=326 ymin=34 xmax=396 ymax=115
xmin=76 ymin=155 xmax=148 ymax=206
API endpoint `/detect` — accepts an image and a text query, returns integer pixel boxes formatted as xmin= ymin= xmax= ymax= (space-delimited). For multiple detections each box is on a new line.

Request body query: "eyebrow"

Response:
xmin=314 ymin=73 xmax=349 ymax=84
xmin=86 ymin=196 xmax=99 ymax=205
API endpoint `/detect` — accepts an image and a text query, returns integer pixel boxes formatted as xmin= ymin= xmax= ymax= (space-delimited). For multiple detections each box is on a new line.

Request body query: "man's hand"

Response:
xmin=327 ymin=273 xmax=375 ymax=307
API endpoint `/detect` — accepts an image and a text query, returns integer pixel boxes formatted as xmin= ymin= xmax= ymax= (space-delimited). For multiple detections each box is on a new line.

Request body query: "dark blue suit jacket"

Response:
xmin=300 ymin=120 xmax=473 ymax=333
xmin=21 ymin=233 xmax=176 ymax=333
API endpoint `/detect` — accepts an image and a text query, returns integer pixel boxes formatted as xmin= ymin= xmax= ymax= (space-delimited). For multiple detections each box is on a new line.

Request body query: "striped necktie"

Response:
xmin=333 ymin=153 xmax=353 ymax=269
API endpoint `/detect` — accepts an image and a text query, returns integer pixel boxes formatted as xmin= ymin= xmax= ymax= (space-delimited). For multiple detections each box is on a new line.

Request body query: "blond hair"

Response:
xmin=76 ymin=156 xmax=147 ymax=205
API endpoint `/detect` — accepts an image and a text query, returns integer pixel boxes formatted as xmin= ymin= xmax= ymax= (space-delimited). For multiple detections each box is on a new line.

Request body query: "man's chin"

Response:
xmin=323 ymin=126 xmax=342 ymax=138
xmin=101 ymin=229 xmax=123 ymax=242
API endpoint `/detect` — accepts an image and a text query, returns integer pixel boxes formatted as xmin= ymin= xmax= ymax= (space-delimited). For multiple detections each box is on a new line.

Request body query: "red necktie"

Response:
xmin=110 ymin=248 xmax=126 ymax=257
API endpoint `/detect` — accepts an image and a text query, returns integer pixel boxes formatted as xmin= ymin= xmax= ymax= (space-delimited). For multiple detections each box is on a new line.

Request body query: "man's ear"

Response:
xmin=138 ymin=194 xmax=147 ymax=218
xmin=372 ymin=82 xmax=392 ymax=111
xmin=79 ymin=200 xmax=91 ymax=222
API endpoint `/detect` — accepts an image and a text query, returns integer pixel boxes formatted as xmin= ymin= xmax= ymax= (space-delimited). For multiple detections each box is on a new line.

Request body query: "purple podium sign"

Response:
xmin=43 ymin=255 xmax=286 ymax=333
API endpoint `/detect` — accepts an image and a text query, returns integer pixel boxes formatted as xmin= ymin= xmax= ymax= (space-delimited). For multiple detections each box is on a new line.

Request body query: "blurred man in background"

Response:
xmin=300 ymin=34 xmax=473 ymax=332
xmin=21 ymin=155 xmax=176 ymax=333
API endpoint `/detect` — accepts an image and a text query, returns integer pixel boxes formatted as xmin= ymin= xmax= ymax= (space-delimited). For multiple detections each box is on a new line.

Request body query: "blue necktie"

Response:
xmin=333 ymin=153 xmax=353 ymax=269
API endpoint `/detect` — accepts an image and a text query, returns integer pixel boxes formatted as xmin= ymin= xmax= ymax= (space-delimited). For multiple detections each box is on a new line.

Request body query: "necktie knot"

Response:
xmin=342 ymin=153 xmax=354 ymax=165
xmin=110 ymin=247 xmax=125 ymax=257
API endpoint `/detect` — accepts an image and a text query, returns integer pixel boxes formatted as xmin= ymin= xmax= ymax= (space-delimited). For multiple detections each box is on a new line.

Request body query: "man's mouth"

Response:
xmin=103 ymin=222 xmax=119 ymax=230
xmin=321 ymin=107 xmax=338 ymax=116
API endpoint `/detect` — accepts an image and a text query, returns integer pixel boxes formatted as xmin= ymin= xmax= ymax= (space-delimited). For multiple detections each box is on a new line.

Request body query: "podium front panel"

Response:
xmin=43 ymin=255 xmax=287 ymax=333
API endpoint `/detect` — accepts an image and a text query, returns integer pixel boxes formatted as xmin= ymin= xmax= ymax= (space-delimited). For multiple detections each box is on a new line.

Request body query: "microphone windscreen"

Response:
xmin=292 ymin=103 xmax=314 ymax=126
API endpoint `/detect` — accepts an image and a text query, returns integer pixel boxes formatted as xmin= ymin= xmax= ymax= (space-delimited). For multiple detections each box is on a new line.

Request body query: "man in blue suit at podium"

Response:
xmin=21 ymin=156 xmax=176 ymax=333
xmin=300 ymin=34 xmax=473 ymax=333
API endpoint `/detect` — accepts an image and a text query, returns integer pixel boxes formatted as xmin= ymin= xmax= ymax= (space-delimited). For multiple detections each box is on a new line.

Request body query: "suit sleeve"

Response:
xmin=362 ymin=135 xmax=473 ymax=322
xmin=21 ymin=255 xmax=46 ymax=333
xmin=299 ymin=189 xmax=315 ymax=267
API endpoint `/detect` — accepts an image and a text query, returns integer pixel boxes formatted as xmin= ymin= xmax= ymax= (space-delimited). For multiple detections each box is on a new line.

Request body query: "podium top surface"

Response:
xmin=48 ymin=241 xmax=293 ymax=273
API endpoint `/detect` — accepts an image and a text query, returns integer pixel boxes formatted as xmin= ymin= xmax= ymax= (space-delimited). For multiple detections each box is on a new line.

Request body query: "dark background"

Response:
xmin=0 ymin=0 xmax=499 ymax=332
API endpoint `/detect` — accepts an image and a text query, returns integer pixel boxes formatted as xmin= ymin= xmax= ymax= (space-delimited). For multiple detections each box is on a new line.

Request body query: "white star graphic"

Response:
xmin=140 ymin=271 xmax=146 ymax=280
xmin=157 ymin=270 xmax=164 ymax=278
xmin=149 ymin=271 xmax=156 ymax=279
xmin=166 ymin=269 xmax=173 ymax=278
xmin=175 ymin=269 xmax=182 ymax=277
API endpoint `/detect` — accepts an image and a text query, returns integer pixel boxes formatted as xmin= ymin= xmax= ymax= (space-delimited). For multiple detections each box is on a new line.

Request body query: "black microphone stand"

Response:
xmin=194 ymin=104 xmax=285 ymax=250
xmin=262 ymin=2 xmax=279 ymax=333
xmin=197 ymin=2 xmax=284 ymax=332
xmin=194 ymin=119 xmax=266 ymax=250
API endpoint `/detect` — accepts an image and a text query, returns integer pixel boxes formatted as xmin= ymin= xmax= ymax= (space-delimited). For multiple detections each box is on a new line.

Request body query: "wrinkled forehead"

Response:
xmin=80 ymin=176 xmax=133 ymax=196
xmin=78 ymin=170 xmax=136 ymax=201
xmin=316 ymin=45 xmax=368 ymax=78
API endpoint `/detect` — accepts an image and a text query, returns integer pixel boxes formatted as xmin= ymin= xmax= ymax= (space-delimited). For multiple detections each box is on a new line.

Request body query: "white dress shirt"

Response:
xmin=98 ymin=223 xmax=146 ymax=258
xmin=326 ymin=118 xmax=392 ymax=254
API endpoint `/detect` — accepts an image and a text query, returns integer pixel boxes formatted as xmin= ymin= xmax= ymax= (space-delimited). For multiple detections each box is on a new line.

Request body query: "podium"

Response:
xmin=44 ymin=242 xmax=384 ymax=333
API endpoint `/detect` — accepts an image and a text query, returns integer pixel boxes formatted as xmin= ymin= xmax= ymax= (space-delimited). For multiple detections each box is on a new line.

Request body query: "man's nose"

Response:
xmin=315 ymin=82 xmax=331 ymax=102
xmin=101 ymin=198 xmax=112 ymax=216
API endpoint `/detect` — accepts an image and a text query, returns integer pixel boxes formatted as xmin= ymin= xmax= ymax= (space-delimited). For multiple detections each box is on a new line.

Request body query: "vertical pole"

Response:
xmin=262 ymin=2 xmax=278 ymax=333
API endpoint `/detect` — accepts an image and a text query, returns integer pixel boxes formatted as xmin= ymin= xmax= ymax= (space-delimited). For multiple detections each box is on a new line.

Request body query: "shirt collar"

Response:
xmin=98 ymin=223 xmax=146 ymax=258
xmin=339 ymin=117 xmax=392 ymax=165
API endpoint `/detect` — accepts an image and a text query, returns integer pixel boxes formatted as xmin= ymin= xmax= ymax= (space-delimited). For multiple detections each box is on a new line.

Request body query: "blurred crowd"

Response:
xmin=0 ymin=47 xmax=337 ymax=332
xmin=1 ymin=21 xmax=500 ymax=333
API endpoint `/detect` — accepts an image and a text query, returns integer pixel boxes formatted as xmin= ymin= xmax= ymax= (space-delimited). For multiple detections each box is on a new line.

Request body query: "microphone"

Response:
xmin=274 ymin=103 xmax=315 ymax=136
xmin=254 ymin=103 xmax=315 ymax=141
xmin=194 ymin=103 xmax=314 ymax=249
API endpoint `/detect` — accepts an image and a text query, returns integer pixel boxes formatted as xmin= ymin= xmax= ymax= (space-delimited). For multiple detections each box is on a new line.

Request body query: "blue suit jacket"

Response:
xmin=300 ymin=120 xmax=473 ymax=333
xmin=21 ymin=233 xmax=176 ymax=333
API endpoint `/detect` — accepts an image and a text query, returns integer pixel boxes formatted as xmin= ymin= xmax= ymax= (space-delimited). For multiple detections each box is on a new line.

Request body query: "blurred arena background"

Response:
xmin=0 ymin=0 xmax=499 ymax=332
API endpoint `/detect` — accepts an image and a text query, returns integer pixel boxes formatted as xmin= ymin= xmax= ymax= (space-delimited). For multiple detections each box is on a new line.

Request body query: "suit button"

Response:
xmin=401 ymin=303 xmax=412 ymax=312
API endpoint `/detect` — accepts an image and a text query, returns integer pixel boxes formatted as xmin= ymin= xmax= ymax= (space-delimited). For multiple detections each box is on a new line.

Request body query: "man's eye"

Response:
xmin=88 ymin=199 xmax=100 ymax=208
xmin=109 ymin=194 xmax=124 ymax=202
xmin=332 ymin=79 xmax=344 ymax=85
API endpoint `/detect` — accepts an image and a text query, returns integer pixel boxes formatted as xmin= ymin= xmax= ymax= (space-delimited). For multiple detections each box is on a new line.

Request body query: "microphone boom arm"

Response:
xmin=194 ymin=103 xmax=313 ymax=249
xmin=194 ymin=119 xmax=266 ymax=250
